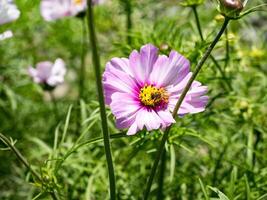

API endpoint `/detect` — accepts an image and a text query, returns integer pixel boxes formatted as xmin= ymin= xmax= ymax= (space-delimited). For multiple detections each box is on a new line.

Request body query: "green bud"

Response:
xmin=219 ymin=0 xmax=244 ymax=19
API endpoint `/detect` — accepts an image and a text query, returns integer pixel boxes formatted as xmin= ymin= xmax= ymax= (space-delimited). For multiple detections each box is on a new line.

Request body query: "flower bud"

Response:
xmin=219 ymin=0 xmax=244 ymax=18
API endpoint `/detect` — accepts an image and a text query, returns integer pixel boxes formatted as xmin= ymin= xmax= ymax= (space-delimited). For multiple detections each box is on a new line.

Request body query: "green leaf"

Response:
xmin=208 ymin=186 xmax=230 ymax=200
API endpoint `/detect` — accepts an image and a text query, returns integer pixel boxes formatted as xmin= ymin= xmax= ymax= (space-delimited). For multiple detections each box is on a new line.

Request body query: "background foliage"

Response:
xmin=0 ymin=0 xmax=267 ymax=199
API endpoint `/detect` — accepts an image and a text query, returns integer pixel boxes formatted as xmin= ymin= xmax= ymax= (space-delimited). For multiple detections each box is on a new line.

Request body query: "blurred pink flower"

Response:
xmin=40 ymin=0 xmax=86 ymax=21
xmin=103 ymin=44 xmax=208 ymax=135
xmin=0 ymin=0 xmax=20 ymax=25
xmin=40 ymin=0 xmax=105 ymax=21
xmin=28 ymin=58 xmax=66 ymax=87
xmin=0 ymin=30 xmax=13 ymax=41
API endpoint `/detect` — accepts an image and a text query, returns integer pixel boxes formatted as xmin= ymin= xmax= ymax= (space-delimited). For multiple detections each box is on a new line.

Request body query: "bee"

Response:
xmin=151 ymin=92 xmax=162 ymax=101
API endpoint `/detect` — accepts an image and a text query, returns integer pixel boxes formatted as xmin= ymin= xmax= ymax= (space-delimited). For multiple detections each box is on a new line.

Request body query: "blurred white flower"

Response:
xmin=28 ymin=58 xmax=67 ymax=87
xmin=0 ymin=0 xmax=20 ymax=25
xmin=40 ymin=0 xmax=106 ymax=21
xmin=40 ymin=0 xmax=86 ymax=21
xmin=0 ymin=30 xmax=13 ymax=41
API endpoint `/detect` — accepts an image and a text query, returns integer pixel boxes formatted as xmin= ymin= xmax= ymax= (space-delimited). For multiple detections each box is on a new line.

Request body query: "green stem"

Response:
xmin=0 ymin=133 xmax=59 ymax=200
xmin=76 ymin=18 xmax=87 ymax=135
xmin=49 ymin=91 xmax=59 ymax=120
xmin=247 ymin=126 xmax=254 ymax=170
xmin=191 ymin=6 xmax=232 ymax=91
xmin=86 ymin=1 xmax=116 ymax=199
xmin=156 ymin=148 xmax=166 ymax=200
xmin=143 ymin=17 xmax=230 ymax=200
xmin=0 ymin=133 xmax=41 ymax=181
xmin=224 ymin=27 xmax=230 ymax=69
xmin=79 ymin=17 xmax=87 ymax=100
xmin=125 ymin=0 xmax=132 ymax=45
xmin=192 ymin=6 xmax=204 ymax=41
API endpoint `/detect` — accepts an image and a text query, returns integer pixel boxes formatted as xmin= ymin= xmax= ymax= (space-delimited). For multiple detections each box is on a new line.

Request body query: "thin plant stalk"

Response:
xmin=156 ymin=148 xmax=166 ymax=200
xmin=143 ymin=17 xmax=230 ymax=199
xmin=76 ymin=17 xmax=87 ymax=135
xmin=49 ymin=91 xmax=59 ymax=120
xmin=192 ymin=6 xmax=204 ymax=41
xmin=0 ymin=133 xmax=59 ymax=200
xmin=86 ymin=0 xmax=116 ymax=199
xmin=247 ymin=126 xmax=254 ymax=169
xmin=79 ymin=17 xmax=87 ymax=100
xmin=224 ymin=27 xmax=230 ymax=69
xmin=125 ymin=0 xmax=132 ymax=45
xmin=192 ymin=5 xmax=232 ymax=91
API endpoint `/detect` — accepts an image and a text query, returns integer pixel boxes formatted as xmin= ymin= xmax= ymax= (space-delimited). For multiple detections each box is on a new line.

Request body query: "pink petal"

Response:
xmin=167 ymin=80 xmax=209 ymax=115
xmin=127 ymin=122 xmax=138 ymax=135
xmin=110 ymin=92 xmax=141 ymax=131
xmin=156 ymin=110 xmax=175 ymax=128
xmin=129 ymin=44 xmax=158 ymax=85
xmin=136 ymin=108 xmax=162 ymax=131
xmin=103 ymin=59 xmax=139 ymax=105
xmin=40 ymin=0 xmax=72 ymax=21
xmin=149 ymin=50 xmax=190 ymax=87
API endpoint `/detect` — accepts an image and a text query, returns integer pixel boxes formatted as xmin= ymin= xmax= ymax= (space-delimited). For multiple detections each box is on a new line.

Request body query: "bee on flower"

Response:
xmin=103 ymin=44 xmax=208 ymax=135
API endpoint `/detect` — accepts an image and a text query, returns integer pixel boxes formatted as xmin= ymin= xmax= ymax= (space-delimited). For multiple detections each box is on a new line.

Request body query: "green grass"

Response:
xmin=0 ymin=0 xmax=267 ymax=199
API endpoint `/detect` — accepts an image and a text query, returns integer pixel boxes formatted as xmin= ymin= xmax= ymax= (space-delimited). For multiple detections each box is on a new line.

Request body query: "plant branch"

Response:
xmin=192 ymin=6 xmax=232 ymax=91
xmin=143 ymin=17 xmax=230 ymax=200
xmin=0 ymin=133 xmax=59 ymax=200
xmin=156 ymin=148 xmax=166 ymax=200
xmin=86 ymin=0 xmax=116 ymax=199
xmin=79 ymin=17 xmax=87 ymax=100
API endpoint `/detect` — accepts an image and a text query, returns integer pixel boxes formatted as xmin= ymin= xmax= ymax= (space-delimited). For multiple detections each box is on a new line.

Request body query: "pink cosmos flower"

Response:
xmin=28 ymin=58 xmax=66 ymax=88
xmin=0 ymin=0 xmax=20 ymax=25
xmin=103 ymin=44 xmax=208 ymax=135
xmin=40 ymin=0 xmax=105 ymax=21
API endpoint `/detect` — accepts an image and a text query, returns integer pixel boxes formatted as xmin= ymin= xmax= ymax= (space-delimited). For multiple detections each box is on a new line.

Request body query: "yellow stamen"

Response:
xmin=74 ymin=0 xmax=83 ymax=5
xmin=139 ymin=84 xmax=169 ymax=107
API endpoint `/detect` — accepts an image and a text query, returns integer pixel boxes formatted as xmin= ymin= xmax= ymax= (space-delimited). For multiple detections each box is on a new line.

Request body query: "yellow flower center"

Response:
xmin=74 ymin=0 xmax=83 ymax=5
xmin=139 ymin=84 xmax=169 ymax=107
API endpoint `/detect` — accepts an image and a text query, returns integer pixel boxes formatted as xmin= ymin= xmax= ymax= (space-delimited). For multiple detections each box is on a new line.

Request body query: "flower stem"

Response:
xmin=224 ymin=27 xmax=230 ymax=69
xmin=143 ymin=17 xmax=230 ymax=200
xmin=0 ymin=133 xmax=41 ymax=181
xmin=247 ymin=126 xmax=254 ymax=169
xmin=49 ymin=91 xmax=59 ymax=120
xmin=86 ymin=1 xmax=116 ymax=199
xmin=156 ymin=148 xmax=166 ymax=200
xmin=192 ymin=5 xmax=232 ymax=91
xmin=125 ymin=0 xmax=132 ymax=45
xmin=79 ymin=17 xmax=87 ymax=100
xmin=192 ymin=6 xmax=204 ymax=41
xmin=0 ymin=133 xmax=59 ymax=200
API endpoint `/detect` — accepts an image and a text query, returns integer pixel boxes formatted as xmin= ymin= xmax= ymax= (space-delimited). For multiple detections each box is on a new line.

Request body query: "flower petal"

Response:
xmin=0 ymin=0 xmax=20 ymax=25
xmin=136 ymin=108 xmax=162 ymax=131
xmin=156 ymin=110 xmax=175 ymax=128
xmin=168 ymin=80 xmax=208 ymax=115
xmin=110 ymin=92 xmax=141 ymax=131
xmin=41 ymin=0 xmax=72 ymax=21
xmin=129 ymin=44 xmax=158 ymax=85
xmin=103 ymin=58 xmax=139 ymax=105
xmin=150 ymin=50 xmax=190 ymax=87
